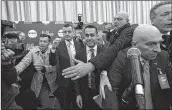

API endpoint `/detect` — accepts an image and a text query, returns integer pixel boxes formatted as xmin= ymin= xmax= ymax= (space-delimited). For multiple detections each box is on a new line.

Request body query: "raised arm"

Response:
xmin=15 ymin=51 xmax=32 ymax=75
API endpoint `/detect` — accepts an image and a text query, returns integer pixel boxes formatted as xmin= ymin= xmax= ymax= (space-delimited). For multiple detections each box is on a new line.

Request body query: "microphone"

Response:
xmin=127 ymin=47 xmax=145 ymax=109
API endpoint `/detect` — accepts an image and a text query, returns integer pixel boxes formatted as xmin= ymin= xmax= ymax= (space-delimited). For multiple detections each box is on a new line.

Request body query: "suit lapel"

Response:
xmin=97 ymin=46 xmax=103 ymax=54
xmin=74 ymin=40 xmax=80 ymax=53
xmin=81 ymin=47 xmax=87 ymax=63
xmin=150 ymin=59 xmax=159 ymax=97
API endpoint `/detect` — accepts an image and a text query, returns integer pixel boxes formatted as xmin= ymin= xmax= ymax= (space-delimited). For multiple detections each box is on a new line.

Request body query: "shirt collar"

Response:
xmin=32 ymin=46 xmax=51 ymax=54
xmin=161 ymin=32 xmax=170 ymax=36
xmin=86 ymin=45 xmax=97 ymax=54
xmin=140 ymin=57 xmax=150 ymax=66
xmin=65 ymin=39 xmax=74 ymax=46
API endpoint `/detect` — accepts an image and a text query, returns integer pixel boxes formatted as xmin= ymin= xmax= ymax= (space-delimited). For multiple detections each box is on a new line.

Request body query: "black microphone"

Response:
xmin=127 ymin=47 xmax=145 ymax=109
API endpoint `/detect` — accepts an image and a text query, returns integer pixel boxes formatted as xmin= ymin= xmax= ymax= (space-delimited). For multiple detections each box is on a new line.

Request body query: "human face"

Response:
xmin=136 ymin=34 xmax=162 ymax=60
xmin=39 ymin=37 xmax=50 ymax=52
xmin=113 ymin=14 xmax=128 ymax=30
xmin=7 ymin=38 xmax=18 ymax=44
xmin=19 ymin=32 xmax=25 ymax=41
xmin=152 ymin=4 xmax=172 ymax=34
xmin=84 ymin=28 xmax=97 ymax=48
xmin=63 ymin=26 xmax=74 ymax=41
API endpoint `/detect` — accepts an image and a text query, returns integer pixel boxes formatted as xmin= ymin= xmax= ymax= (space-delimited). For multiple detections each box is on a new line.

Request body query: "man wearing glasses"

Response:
xmin=53 ymin=24 xmax=84 ymax=109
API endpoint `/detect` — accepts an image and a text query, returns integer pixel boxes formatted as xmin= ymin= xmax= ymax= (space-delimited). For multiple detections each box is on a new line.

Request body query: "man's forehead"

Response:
xmin=155 ymin=4 xmax=171 ymax=14
xmin=63 ymin=26 xmax=73 ymax=30
xmin=114 ymin=12 xmax=129 ymax=19
xmin=85 ymin=28 xmax=96 ymax=33
xmin=40 ymin=37 xmax=49 ymax=40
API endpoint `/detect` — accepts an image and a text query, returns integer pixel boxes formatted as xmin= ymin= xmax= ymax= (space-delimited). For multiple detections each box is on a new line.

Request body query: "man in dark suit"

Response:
xmin=75 ymin=25 xmax=103 ymax=109
xmin=53 ymin=24 xmax=84 ymax=109
xmin=103 ymin=24 xmax=172 ymax=109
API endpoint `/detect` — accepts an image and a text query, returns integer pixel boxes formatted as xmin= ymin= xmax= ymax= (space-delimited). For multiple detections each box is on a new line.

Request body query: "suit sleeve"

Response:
xmin=165 ymin=52 xmax=172 ymax=105
xmin=89 ymin=28 xmax=133 ymax=72
xmin=2 ymin=63 xmax=17 ymax=85
xmin=102 ymin=50 xmax=126 ymax=109
xmin=49 ymin=49 xmax=57 ymax=66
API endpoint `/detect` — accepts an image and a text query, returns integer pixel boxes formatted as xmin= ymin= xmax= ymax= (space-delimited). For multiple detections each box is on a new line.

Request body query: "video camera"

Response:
xmin=1 ymin=20 xmax=14 ymax=36
xmin=2 ymin=33 xmax=24 ymax=56
xmin=1 ymin=20 xmax=24 ymax=57
xmin=75 ymin=14 xmax=83 ymax=29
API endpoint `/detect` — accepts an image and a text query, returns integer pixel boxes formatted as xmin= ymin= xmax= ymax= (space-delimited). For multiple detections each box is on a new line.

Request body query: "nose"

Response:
xmin=168 ymin=12 xmax=172 ymax=21
xmin=153 ymin=43 xmax=161 ymax=53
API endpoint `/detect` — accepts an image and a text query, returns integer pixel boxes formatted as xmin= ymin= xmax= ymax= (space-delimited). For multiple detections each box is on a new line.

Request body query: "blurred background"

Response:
xmin=2 ymin=1 xmax=161 ymax=24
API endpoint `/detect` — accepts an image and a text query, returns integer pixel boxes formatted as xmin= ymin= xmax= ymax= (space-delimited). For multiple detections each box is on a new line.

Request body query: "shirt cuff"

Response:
xmin=51 ymin=48 xmax=56 ymax=53
xmin=101 ymin=70 xmax=107 ymax=76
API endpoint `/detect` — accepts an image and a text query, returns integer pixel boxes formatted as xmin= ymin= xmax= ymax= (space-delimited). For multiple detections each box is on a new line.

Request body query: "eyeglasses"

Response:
xmin=113 ymin=17 xmax=124 ymax=21
xmin=85 ymin=34 xmax=96 ymax=37
xmin=63 ymin=31 xmax=72 ymax=34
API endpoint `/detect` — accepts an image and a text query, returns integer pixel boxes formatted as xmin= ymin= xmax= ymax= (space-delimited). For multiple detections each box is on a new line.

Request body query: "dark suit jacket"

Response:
xmin=90 ymin=24 xmax=138 ymax=72
xmin=75 ymin=46 xmax=103 ymax=101
xmin=56 ymin=40 xmax=84 ymax=87
xmin=103 ymin=48 xmax=172 ymax=109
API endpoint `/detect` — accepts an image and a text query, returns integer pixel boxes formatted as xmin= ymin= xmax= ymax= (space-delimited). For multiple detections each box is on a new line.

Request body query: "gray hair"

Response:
xmin=150 ymin=1 xmax=172 ymax=22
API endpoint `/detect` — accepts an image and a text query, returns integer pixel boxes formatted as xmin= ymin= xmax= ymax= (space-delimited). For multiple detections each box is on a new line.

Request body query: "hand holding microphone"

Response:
xmin=126 ymin=47 xmax=145 ymax=109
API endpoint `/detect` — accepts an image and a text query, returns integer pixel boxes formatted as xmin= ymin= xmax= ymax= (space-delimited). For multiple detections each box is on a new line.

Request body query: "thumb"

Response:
xmin=107 ymin=82 xmax=112 ymax=91
xmin=73 ymin=58 xmax=83 ymax=64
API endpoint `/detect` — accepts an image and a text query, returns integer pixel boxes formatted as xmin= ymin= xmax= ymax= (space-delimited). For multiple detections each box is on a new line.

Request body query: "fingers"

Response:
xmin=107 ymin=82 xmax=112 ymax=91
xmin=101 ymin=85 xmax=105 ymax=99
xmin=64 ymin=71 xmax=79 ymax=78
xmin=6 ymin=49 xmax=15 ymax=55
xmin=17 ymin=76 xmax=22 ymax=81
xmin=3 ymin=49 xmax=12 ymax=59
xmin=62 ymin=66 xmax=76 ymax=75
xmin=72 ymin=58 xmax=83 ymax=64
xmin=79 ymin=98 xmax=83 ymax=108
xmin=99 ymin=86 xmax=103 ymax=100
xmin=71 ymin=74 xmax=83 ymax=80
xmin=76 ymin=96 xmax=82 ymax=108
xmin=63 ymin=69 xmax=78 ymax=78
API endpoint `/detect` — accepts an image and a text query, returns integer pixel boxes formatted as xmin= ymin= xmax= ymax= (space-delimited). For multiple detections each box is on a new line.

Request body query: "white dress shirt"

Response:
xmin=65 ymin=39 xmax=76 ymax=58
xmin=86 ymin=45 xmax=97 ymax=62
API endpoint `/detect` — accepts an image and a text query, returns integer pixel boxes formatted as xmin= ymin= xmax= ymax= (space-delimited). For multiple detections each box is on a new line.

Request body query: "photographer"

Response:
xmin=1 ymin=42 xmax=20 ymax=109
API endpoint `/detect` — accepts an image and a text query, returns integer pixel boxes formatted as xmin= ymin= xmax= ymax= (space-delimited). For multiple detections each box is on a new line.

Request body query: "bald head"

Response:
xmin=116 ymin=11 xmax=129 ymax=21
xmin=132 ymin=24 xmax=162 ymax=60
xmin=113 ymin=11 xmax=129 ymax=30
xmin=132 ymin=24 xmax=162 ymax=43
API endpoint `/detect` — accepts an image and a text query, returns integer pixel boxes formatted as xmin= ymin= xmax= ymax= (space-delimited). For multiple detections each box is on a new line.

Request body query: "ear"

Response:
xmin=131 ymin=41 xmax=137 ymax=47
xmin=150 ymin=17 xmax=155 ymax=25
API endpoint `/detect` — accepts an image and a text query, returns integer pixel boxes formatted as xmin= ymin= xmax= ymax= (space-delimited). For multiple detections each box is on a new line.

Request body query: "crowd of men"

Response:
xmin=1 ymin=1 xmax=172 ymax=110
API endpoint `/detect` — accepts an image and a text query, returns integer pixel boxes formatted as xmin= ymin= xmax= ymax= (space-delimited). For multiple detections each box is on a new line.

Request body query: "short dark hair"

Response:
xmin=150 ymin=1 xmax=172 ymax=21
xmin=39 ymin=34 xmax=51 ymax=42
xmin=63 ymin=24 xmax=73 ymax=29
xmin=84 ymin=25 xmax=98 ymax=34
xmin=3 ymin=33 xmax=19 ymax=39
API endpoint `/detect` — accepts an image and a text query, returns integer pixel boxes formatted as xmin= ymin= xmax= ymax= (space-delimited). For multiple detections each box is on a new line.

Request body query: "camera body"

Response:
xmin=3 ymin=32 xmax=25 ymax=56
xmin=4 ymin=43 xmax=24 ymax=56
xmin=75 ymin=14 xmax=83 ymax=29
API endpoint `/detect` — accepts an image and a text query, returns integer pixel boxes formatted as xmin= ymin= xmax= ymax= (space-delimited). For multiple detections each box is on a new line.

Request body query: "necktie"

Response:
xmin=88 ymin=48 xmax=96 ymax=89
xmin=67 ymin=42 xmax=74 ymax=66
xmin=142 ymin=61 xmax=153 ymax=109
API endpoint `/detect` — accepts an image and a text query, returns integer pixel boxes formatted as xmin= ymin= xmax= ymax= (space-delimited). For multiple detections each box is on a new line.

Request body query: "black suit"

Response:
xmin=75 ymin=46 xmax=103 ymax=109
xmin=53 ymin=39 xmax=84 ymax=109
xmin=90 ymin=24 xmax=138 ymax=72
xmin=103 ymin=48 xmax=172 ymax=109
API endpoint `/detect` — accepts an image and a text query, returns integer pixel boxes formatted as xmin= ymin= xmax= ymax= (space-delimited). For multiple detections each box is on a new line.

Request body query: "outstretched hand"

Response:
xmin=62 ymin=58 xmax=95 ymax=80
xmin=99 ymin=73 xmax=112 ymax=99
